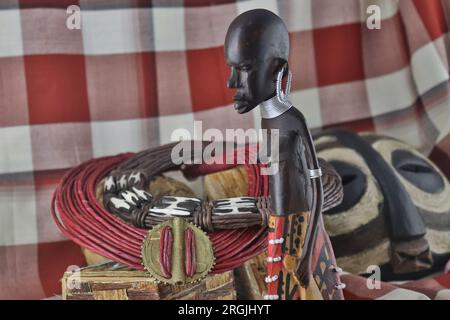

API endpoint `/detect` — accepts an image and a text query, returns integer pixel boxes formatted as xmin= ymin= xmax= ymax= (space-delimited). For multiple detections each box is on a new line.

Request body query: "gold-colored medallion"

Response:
xmin=141 ymin=217 xmax=215 ymax=284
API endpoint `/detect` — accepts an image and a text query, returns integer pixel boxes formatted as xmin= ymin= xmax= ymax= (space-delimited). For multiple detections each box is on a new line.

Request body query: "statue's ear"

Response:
xmin=271 ymin=58 xmax=288 ymax=81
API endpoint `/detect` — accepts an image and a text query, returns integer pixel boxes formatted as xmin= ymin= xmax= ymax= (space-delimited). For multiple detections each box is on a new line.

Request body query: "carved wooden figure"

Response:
xmin=224 ymin=9 xmax=344 ymax=300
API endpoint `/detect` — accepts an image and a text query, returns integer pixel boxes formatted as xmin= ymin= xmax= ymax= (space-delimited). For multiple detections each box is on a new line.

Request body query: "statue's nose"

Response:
xmin=227 ymin=69 xmax=240 ymax=88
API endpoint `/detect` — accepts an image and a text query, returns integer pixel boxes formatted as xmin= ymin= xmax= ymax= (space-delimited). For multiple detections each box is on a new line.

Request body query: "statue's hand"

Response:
xmin=102 ymin=171 xmax=153 ymax=226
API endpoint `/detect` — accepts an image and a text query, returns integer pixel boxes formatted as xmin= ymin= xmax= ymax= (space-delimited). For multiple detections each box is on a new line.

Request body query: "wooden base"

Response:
xmin=62 ymin=261 xmax=236 ymax=300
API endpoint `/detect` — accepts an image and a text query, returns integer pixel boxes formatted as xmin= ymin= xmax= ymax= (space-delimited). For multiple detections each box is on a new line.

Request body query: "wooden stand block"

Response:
xmin=234 ymin=253 xmax=267 ymax=300
xmin=62 ymin=262 xmax=236 ymax=300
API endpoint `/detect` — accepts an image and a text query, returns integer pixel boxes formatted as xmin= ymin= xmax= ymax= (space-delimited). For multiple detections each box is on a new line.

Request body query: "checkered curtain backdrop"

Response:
xmin=0 ymin=0 xmax=449 ymax=299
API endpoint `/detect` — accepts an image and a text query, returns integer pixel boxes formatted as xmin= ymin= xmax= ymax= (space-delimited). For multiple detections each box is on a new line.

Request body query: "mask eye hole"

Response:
xmin=341 ymin=174 xmax=357 ymax=186
xmin=325 ymin=161 xmax=367 ymax=215
xmin=398 ymin=163 xmax=433 ymax=174
xmin=392 ymin=150 xmax=444 ymax=193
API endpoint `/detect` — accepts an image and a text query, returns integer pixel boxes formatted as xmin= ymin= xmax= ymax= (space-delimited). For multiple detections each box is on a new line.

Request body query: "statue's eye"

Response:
xmin=392 ymin=150 xmax=444 ymax=193
xmin=239 ymin=64 xmax=251 ymax=71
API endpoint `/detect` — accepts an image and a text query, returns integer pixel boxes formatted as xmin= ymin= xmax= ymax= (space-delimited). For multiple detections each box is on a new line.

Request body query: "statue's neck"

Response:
xmin=259 ymin=94 xmax=292 ymax=119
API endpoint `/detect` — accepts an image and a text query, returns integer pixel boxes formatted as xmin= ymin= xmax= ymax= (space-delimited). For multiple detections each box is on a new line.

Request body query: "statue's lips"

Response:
xmin=234 ymin=104 xmax=249 ymax=114
xmin=233 ymin=100 xmax=247 ymax=110
xmin=233 ymin=95 xmax=249 ymax=112
xmin=232 ymin=95 xmax=246 ymax=102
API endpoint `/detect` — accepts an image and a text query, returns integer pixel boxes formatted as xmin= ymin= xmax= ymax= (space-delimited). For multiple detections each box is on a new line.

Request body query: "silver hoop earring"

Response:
xmin=276 ymin=67 xmax=292 ymax=107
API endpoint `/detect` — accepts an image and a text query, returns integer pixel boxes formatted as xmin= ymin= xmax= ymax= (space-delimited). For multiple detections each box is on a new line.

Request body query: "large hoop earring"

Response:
xmin=276 ymin=66 xmax=292 ymax=107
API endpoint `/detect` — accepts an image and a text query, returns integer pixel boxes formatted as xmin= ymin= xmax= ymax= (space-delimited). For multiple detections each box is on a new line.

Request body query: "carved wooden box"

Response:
xmin=62 ymin=262 xmax=236 ymax=300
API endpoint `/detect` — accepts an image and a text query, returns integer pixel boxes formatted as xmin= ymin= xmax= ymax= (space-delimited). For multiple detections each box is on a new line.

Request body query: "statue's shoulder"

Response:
xmin=288 ymin=105 xmax=306 ymax=122
xmin=276 ymin=106 xmax=308 ymax=133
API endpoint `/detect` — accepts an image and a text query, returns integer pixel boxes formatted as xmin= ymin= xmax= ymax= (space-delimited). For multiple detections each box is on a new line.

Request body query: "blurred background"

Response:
xmin=0 ymin=0 xmax=449 ymax=299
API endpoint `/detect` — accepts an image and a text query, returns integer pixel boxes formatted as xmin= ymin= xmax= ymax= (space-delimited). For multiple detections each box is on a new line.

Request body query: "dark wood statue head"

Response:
xmin=225 ymin=9 xmax=290 ymax=114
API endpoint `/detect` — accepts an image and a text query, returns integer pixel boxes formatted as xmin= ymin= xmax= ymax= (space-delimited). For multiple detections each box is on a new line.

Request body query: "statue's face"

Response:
xmin=225 ymin=47 xmax=277 ymax=114
xmin=224 ymin=9 xmax=290 ymax=114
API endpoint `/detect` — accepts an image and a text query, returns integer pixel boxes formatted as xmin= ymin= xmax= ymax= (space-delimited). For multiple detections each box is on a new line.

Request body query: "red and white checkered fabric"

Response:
xmin=342 ymin=271 xmax=450 ymax=300
xmin=0 ymin=0 xmax=449 ymax=299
